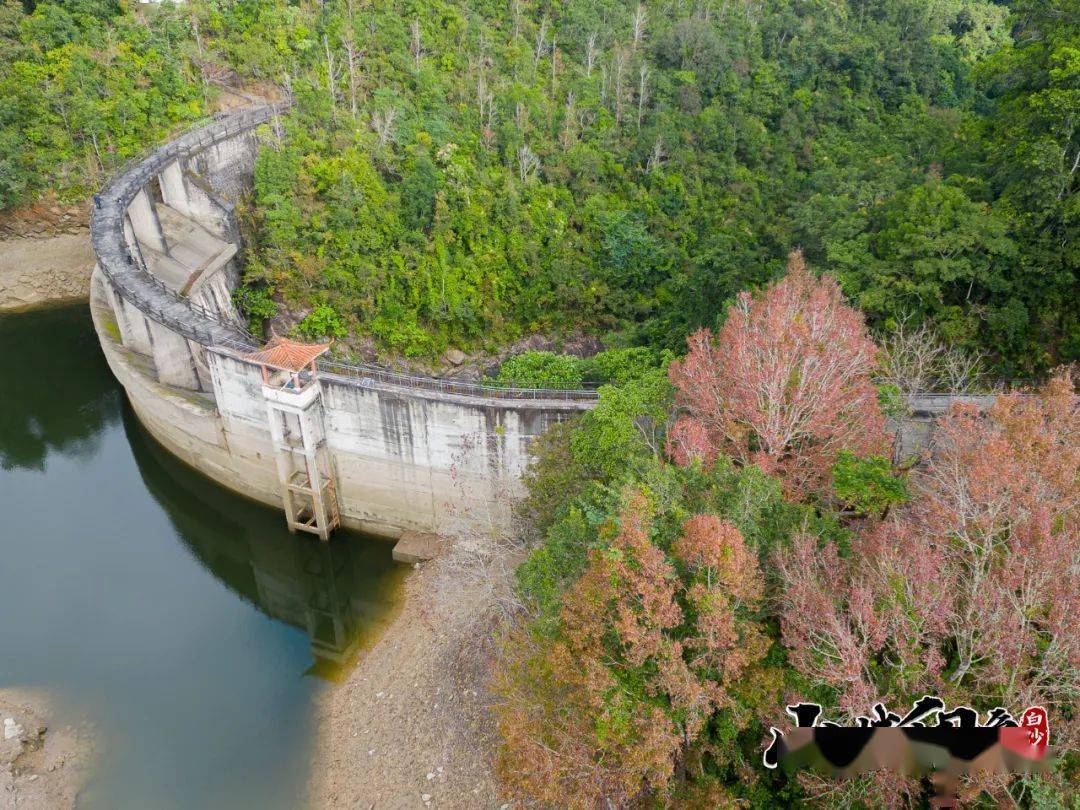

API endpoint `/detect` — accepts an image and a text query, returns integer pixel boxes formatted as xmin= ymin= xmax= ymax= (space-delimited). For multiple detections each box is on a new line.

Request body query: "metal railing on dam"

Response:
xmin=906 ymin=393 xmax=997 ymax=414
xmin=90 ymin=104 xmax=601 ymax=404
xmin=88 ymin=105 xmax=1004 ymax=539
xmin=90 ymin=106 xmax=1000 ymax=411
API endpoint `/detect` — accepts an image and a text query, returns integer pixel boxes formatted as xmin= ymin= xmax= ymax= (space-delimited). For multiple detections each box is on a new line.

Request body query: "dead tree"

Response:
xmin=517 ymin=144 xmax=540 ymax=182
xmin=561 ymin=90 xmax=577 ymax=149
xmin=631 ymin=4 xmax=648 ymax=50
xmin=533 ymin=17 xmax=548 ymax=79
xmin=371 ymin=107 xmax=397 ymax=146
xmin=341 ymin=29 xmax=362 ymax=117
xmin=410 ymin=19 xmax=423 ymax=73
xmin=637 ymin=62 xmax=650 ymax=128
xmin=646 ymin=136 xmax=665 ymax=173
xmin=611 ymin=46 xmax=628 ymax=125
xmin=322 ymin=34 xmax=339 ymax=123
xmin=550 ymin=38 xmax=558 ymax=98
xmin=585 ymin=33 xmax=598 ymax=77
xmin=878 ymin=315 xmax=987 ymax=400
xmin=512 ymin=0 xmax=523 ymax=40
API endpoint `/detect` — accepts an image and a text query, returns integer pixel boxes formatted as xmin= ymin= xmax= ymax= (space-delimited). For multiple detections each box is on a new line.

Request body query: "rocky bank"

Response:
xmin=0 ymin=196 xmax=94 ymax=312
xmin=310 ymin=554 xmax=506 ymax=809
xmin=0 ymin=689 xmax=94 ymax=810
xmin=0 ymin=234 xmax=95 ymax=311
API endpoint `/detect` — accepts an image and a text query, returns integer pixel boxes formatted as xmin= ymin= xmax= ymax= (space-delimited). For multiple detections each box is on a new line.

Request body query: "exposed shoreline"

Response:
xmin=309 ymin=555 xmax=504 ymax=808
xmin=0 ymin=688 xmax=94 ymax=809
xmin=0 ymin=232 xmax=94 ymax=313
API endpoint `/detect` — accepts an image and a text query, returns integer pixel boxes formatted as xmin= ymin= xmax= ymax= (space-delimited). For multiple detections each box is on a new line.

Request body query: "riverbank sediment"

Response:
xmin=0 ymin=689 xmax=94 ymax=810
xmin=310 ymin=554 xmax=505 ymax=808
xmin=0 ymin=233 xmax=94 ymax=311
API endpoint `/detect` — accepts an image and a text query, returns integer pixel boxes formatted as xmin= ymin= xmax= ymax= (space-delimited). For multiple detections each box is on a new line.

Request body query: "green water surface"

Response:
xmin=0 ymin=304 xmax=406 ymax=808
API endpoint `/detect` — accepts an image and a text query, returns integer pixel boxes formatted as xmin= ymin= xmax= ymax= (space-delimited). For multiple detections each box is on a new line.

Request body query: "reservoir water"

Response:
xmin=0 ymin=304 xmax=406 ymax=808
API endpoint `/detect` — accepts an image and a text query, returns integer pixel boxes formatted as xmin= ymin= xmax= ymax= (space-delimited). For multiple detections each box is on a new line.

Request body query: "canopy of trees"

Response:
xmin=496 ymin=260 xmax=1078 ymax=807
xmin=0 ymin=0 xmax=204 ymax=208
xmin=1 ymin=0 xmax=1076 ymax=375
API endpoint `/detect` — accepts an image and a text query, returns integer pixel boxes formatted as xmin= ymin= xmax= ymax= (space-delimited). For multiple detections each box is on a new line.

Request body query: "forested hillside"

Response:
xmin=492 ymin=257 xmax=1078 ymax=806
xmin=3 ymin=3 xmax=1076 ymax=808
xmin=3 ymin=0 xmax=1074 ymax=374
xmin=0 ymin=0 xmax=204 ymax=207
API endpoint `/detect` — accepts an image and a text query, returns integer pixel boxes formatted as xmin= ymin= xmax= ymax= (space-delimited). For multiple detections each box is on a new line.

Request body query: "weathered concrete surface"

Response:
xmin=392 ymin=531 xmax=445 ymax=563
xmin=142 ymin=204 xmax=237 ymax=295
xmin=92 ymin=269 xmax=580 ymax=538
xmin=91 ymin=274 xmax=281 ymax=508
xmin=0 ymin=233 xmax=94 ymax=311
xmin=90 ymin=106 xmax=975 ymax=545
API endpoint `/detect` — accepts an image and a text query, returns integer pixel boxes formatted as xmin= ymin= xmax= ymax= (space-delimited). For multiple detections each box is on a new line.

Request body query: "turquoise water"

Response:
xmin=0 ymin=304 xmax=405 ymax=808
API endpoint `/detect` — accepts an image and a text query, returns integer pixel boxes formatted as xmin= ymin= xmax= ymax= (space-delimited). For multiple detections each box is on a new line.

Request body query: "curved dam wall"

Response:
xmin=87 ymin=106 xmax=992 ymax=539
xmin=89 ymin=106 xmax=595 ymax=539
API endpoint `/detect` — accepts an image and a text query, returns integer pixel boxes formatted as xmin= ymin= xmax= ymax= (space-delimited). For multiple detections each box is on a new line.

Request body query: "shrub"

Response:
xmin=492 ymin=351 xmax=583 ymax=389
xmin=233 ymin=284 xmax=278 ymax=326
xmin=297 ymin=304 xmax=347 ymax=340
xmin=831 ymin=450 xmax=909 ymax=515
xmin=579 ymin=346 xmax=673 ymax=385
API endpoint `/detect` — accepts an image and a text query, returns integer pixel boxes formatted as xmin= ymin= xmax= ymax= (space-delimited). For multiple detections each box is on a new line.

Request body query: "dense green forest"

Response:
xmin=1 ymin=0 xmax=1076 ymax=375
xmin=0 ymin=0 xmax=204 ymax=205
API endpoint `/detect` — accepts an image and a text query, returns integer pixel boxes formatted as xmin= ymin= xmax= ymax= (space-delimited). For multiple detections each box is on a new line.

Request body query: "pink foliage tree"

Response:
xmin=493 ymin=494 xmax=770 ymax=807
xmin=778 ymin=370 xmax=1079 ymax=759
xmin=667 ymin=250 xmax=889 ymax=499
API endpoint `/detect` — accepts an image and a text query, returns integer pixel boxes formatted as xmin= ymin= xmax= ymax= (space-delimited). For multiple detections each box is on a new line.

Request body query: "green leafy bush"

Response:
xmin=579 ymin=347 xmax=673 ymax=385
xmin=297 ymin=305 xmax=347 ymax=340
xmin=876 ymin=382 xmax=907 ymax=419
xmin=569 ymin=369 xmax=673 ymax=479
xmin=492 ymin=351 xmax=583 ymax=389
xmin=233 ymin=284 xmax=278 ymax=326
xmin=831 ymin=450 xmax=910 ymax=515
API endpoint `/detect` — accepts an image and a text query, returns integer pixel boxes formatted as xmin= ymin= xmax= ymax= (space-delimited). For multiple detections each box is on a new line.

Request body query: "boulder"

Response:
xmin=3 ymin=718 xmax=23 ymax=741
xmin=392 ymin=532 xmax=446 ymax=564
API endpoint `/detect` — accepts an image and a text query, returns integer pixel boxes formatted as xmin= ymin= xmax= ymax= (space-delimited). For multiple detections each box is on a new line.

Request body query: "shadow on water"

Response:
xmin=0 ymin=304 xmax=409 ymax=806
xmin=0 ymin=305 xmax=121 ymax=471
xmin=122 ymin=407 xmax=408 ymax=679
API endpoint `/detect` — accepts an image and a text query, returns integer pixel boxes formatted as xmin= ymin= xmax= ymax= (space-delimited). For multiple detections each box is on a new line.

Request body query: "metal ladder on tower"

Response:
xmin=243 ymin=338 xmax=341 ymax=541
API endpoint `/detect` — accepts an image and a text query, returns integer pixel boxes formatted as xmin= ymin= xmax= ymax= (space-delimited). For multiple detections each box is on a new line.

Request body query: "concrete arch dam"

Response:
xmin=88 ymin=105 xmax=596 ymax=541
xmin=87 ymin=106 xmax=993 ymax=541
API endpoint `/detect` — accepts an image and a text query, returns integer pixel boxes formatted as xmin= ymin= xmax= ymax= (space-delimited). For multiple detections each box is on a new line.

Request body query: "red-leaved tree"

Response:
xmin=777 ymin=369 xmax=1079 ymax=804
xmin=492 ymin=493 xmax=768 ymax=807
xmin=667 ymin=250 xmax=889 ymax=499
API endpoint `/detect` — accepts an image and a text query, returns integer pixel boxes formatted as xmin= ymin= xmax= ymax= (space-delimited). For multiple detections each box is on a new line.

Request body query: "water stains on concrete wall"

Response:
xmin=89 ymin=108 xmax=592 ymax=539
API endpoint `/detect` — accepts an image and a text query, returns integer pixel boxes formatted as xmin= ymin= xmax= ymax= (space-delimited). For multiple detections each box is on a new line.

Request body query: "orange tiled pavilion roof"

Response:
xmin=243 ymin=336 xmax=331 ymax=372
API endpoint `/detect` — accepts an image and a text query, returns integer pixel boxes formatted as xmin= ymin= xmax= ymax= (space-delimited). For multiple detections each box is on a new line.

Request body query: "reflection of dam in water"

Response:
xmin=2 ymin=305 xmax=405 ymax=807
xmin=124 ymin=406 xmax=406 ymax=675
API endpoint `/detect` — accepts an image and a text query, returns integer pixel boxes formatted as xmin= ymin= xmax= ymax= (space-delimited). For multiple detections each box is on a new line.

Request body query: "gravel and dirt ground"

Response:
xmin=0 ymin=688 xmax=94 ymax=810
xmin=0 ymin=233 xmax=95 ymax=311
xmin=310 ymin=552 xmax=513 ymax=810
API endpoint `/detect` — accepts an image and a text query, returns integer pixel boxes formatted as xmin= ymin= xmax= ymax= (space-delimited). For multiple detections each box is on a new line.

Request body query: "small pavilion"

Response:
xmin=243 ymin=336 xmax=331 ymax=390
